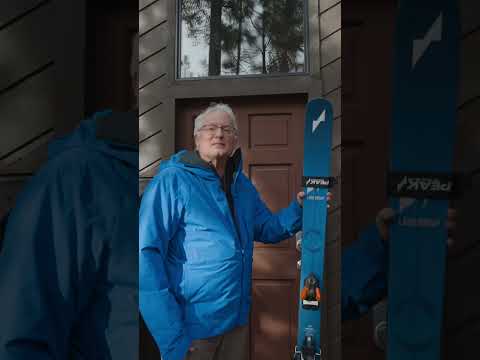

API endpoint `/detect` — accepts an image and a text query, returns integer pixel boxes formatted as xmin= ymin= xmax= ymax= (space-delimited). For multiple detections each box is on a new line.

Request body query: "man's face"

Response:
xmin=195 ymin=111 xmax=238 ymax=162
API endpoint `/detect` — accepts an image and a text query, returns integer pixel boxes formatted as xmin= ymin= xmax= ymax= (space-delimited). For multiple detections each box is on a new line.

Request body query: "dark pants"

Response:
xmin=185 ymin=324 xmax=249 ymax=360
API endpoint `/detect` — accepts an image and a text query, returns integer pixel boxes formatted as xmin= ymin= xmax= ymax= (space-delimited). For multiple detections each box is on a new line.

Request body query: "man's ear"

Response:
xmin=194 ymin=134 xmax=199 ymax=150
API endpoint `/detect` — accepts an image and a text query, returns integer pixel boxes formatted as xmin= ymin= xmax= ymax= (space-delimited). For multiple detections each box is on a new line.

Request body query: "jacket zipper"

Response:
xmin=209 ymin=165 xmax=242 ymax=248
xmin=232 ymin=187 xmax=245 ymax=324
xmin=211 ymin=165 xmax=245 ymax=323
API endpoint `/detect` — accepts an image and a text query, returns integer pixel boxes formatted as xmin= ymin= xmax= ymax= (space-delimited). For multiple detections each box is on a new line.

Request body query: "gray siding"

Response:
xmin=0 ymin=1 xmax=55 ymax=218
xmin=138 ymin=0 xmax=170 ymax=192
xmin=0 ymin=1 xmax=55 ymax=175
xmin=0 ymin=0 xmax=85 ymax=217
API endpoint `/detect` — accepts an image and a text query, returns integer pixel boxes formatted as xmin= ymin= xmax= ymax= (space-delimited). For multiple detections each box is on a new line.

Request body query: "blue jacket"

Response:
xmin=0 ymin=111 xmax=138 ymax=360
xmin=341 ymin=224 xmax=389 ymax=321
xmin=139 ymin=150 xmax=303 ymax=360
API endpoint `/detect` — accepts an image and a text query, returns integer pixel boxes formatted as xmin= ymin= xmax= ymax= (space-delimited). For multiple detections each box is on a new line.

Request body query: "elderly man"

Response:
xmin=139 ymin=102 xmax=459 ymax=360
xmin=139 ymin=103 xmax=313 ymax=360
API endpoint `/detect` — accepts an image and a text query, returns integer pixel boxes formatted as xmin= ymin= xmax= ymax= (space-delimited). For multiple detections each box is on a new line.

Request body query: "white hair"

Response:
xmin=193 ymin=103 xmax=238 ymax=136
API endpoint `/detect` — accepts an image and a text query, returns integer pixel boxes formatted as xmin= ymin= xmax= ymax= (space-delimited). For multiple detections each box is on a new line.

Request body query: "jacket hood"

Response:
xmin=159 ymin=149 xmax=242 ymax=181
xmin=48 ymin=110 xmax=138 ymax=169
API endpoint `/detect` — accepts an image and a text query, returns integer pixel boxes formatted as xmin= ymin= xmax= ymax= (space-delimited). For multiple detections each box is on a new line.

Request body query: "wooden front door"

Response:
xmin=175 ymin=94 xmax=307 ymax=360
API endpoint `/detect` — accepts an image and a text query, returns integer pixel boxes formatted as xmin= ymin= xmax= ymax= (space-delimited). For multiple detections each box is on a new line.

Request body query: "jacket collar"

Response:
xmin=179 ymin=148 xmax=242 ymax=182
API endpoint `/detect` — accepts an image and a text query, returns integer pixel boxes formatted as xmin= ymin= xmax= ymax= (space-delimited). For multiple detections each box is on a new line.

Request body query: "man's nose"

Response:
xmin=213 ymin=127 xmax=225 ymax=137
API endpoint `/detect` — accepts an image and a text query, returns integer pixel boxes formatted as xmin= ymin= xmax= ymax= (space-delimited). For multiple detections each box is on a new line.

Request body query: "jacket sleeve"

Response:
xmin=252 ymin=187 xmax=303 ymax=244
xmin=0 ymin=163 xmax=103 ymax=359
xmin=139 ymin=171 xmax=191 ymax=360
xmin=341 ymin=224 xmax=389 ymax=321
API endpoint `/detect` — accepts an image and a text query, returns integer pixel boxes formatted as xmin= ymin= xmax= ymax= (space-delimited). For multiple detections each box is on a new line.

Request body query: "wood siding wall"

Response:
xmin=0 ymin=0 xmax=85 ymax=219
xmin=139 ymin=0 xmax=171 ymax=194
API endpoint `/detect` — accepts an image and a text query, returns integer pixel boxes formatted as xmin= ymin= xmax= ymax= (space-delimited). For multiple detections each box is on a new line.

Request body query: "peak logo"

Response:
xmin=303 ymin=176 xmax=333 ymax=188
xmin=396 ymin=176 xmax=453 ymax=193
xmin=388 ymin=172 xmax=457 ymax=199
xmin=306 ymin=178 xmax=330 ymax=187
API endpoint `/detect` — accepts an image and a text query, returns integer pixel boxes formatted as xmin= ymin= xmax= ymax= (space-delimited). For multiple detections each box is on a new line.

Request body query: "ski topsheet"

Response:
xmin=387 ymin=1 xmax=459 ymax=359
xmin=294 ymin=98 xmax=333 ymax=360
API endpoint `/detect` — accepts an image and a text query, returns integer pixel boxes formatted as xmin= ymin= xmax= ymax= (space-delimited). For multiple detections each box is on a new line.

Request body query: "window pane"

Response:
xmin=179 ymin=0 xmax=306 ymax=78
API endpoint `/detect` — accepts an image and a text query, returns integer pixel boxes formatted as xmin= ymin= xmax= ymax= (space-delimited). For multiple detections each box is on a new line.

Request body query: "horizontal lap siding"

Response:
xmin=0 ymin=0 xmax=85 ymax=178
xmin=139 ymin=0 xmax=171 ymax=193
xmin=0 ymin=0 xmax=56 ymax=217
xmin=0 ymin=1 xmax=55 ymax=172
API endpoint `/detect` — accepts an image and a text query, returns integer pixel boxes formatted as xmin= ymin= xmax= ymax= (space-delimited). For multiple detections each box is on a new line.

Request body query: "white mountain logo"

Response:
xmin=412 ymin=13 xmax=443 ymax=68
xmin=312 ymin=110 xmax=326 ymax=133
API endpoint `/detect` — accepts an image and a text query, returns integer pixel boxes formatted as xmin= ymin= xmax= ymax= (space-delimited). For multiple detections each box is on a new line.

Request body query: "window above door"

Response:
xmin=177 ymin=0 xmax=307 ymax=79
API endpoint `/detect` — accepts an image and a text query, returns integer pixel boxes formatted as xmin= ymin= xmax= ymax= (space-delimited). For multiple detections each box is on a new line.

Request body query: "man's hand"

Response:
xmin=376 ymin=207 xmax=457 ymax=246
xmin=297 ymin=191 xmax=332 ymax=208
xmin=375 ymin=208 xmax=396 ymax=242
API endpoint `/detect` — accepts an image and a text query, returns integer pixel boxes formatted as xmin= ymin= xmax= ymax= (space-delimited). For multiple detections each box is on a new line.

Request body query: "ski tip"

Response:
xmin=307 ymin=98 xmax=333 ymax=112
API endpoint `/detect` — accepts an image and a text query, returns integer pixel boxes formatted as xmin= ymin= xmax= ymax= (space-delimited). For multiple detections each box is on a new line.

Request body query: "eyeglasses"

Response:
xmin=198 ymin=124 xmax=236 ymax=136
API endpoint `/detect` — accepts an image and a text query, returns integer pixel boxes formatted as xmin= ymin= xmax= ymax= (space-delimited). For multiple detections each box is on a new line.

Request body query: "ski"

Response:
xmin=294 ymin=98 xmax=334 ymax=360
xmin=387 ymin=1 xmax=459 ymax=359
